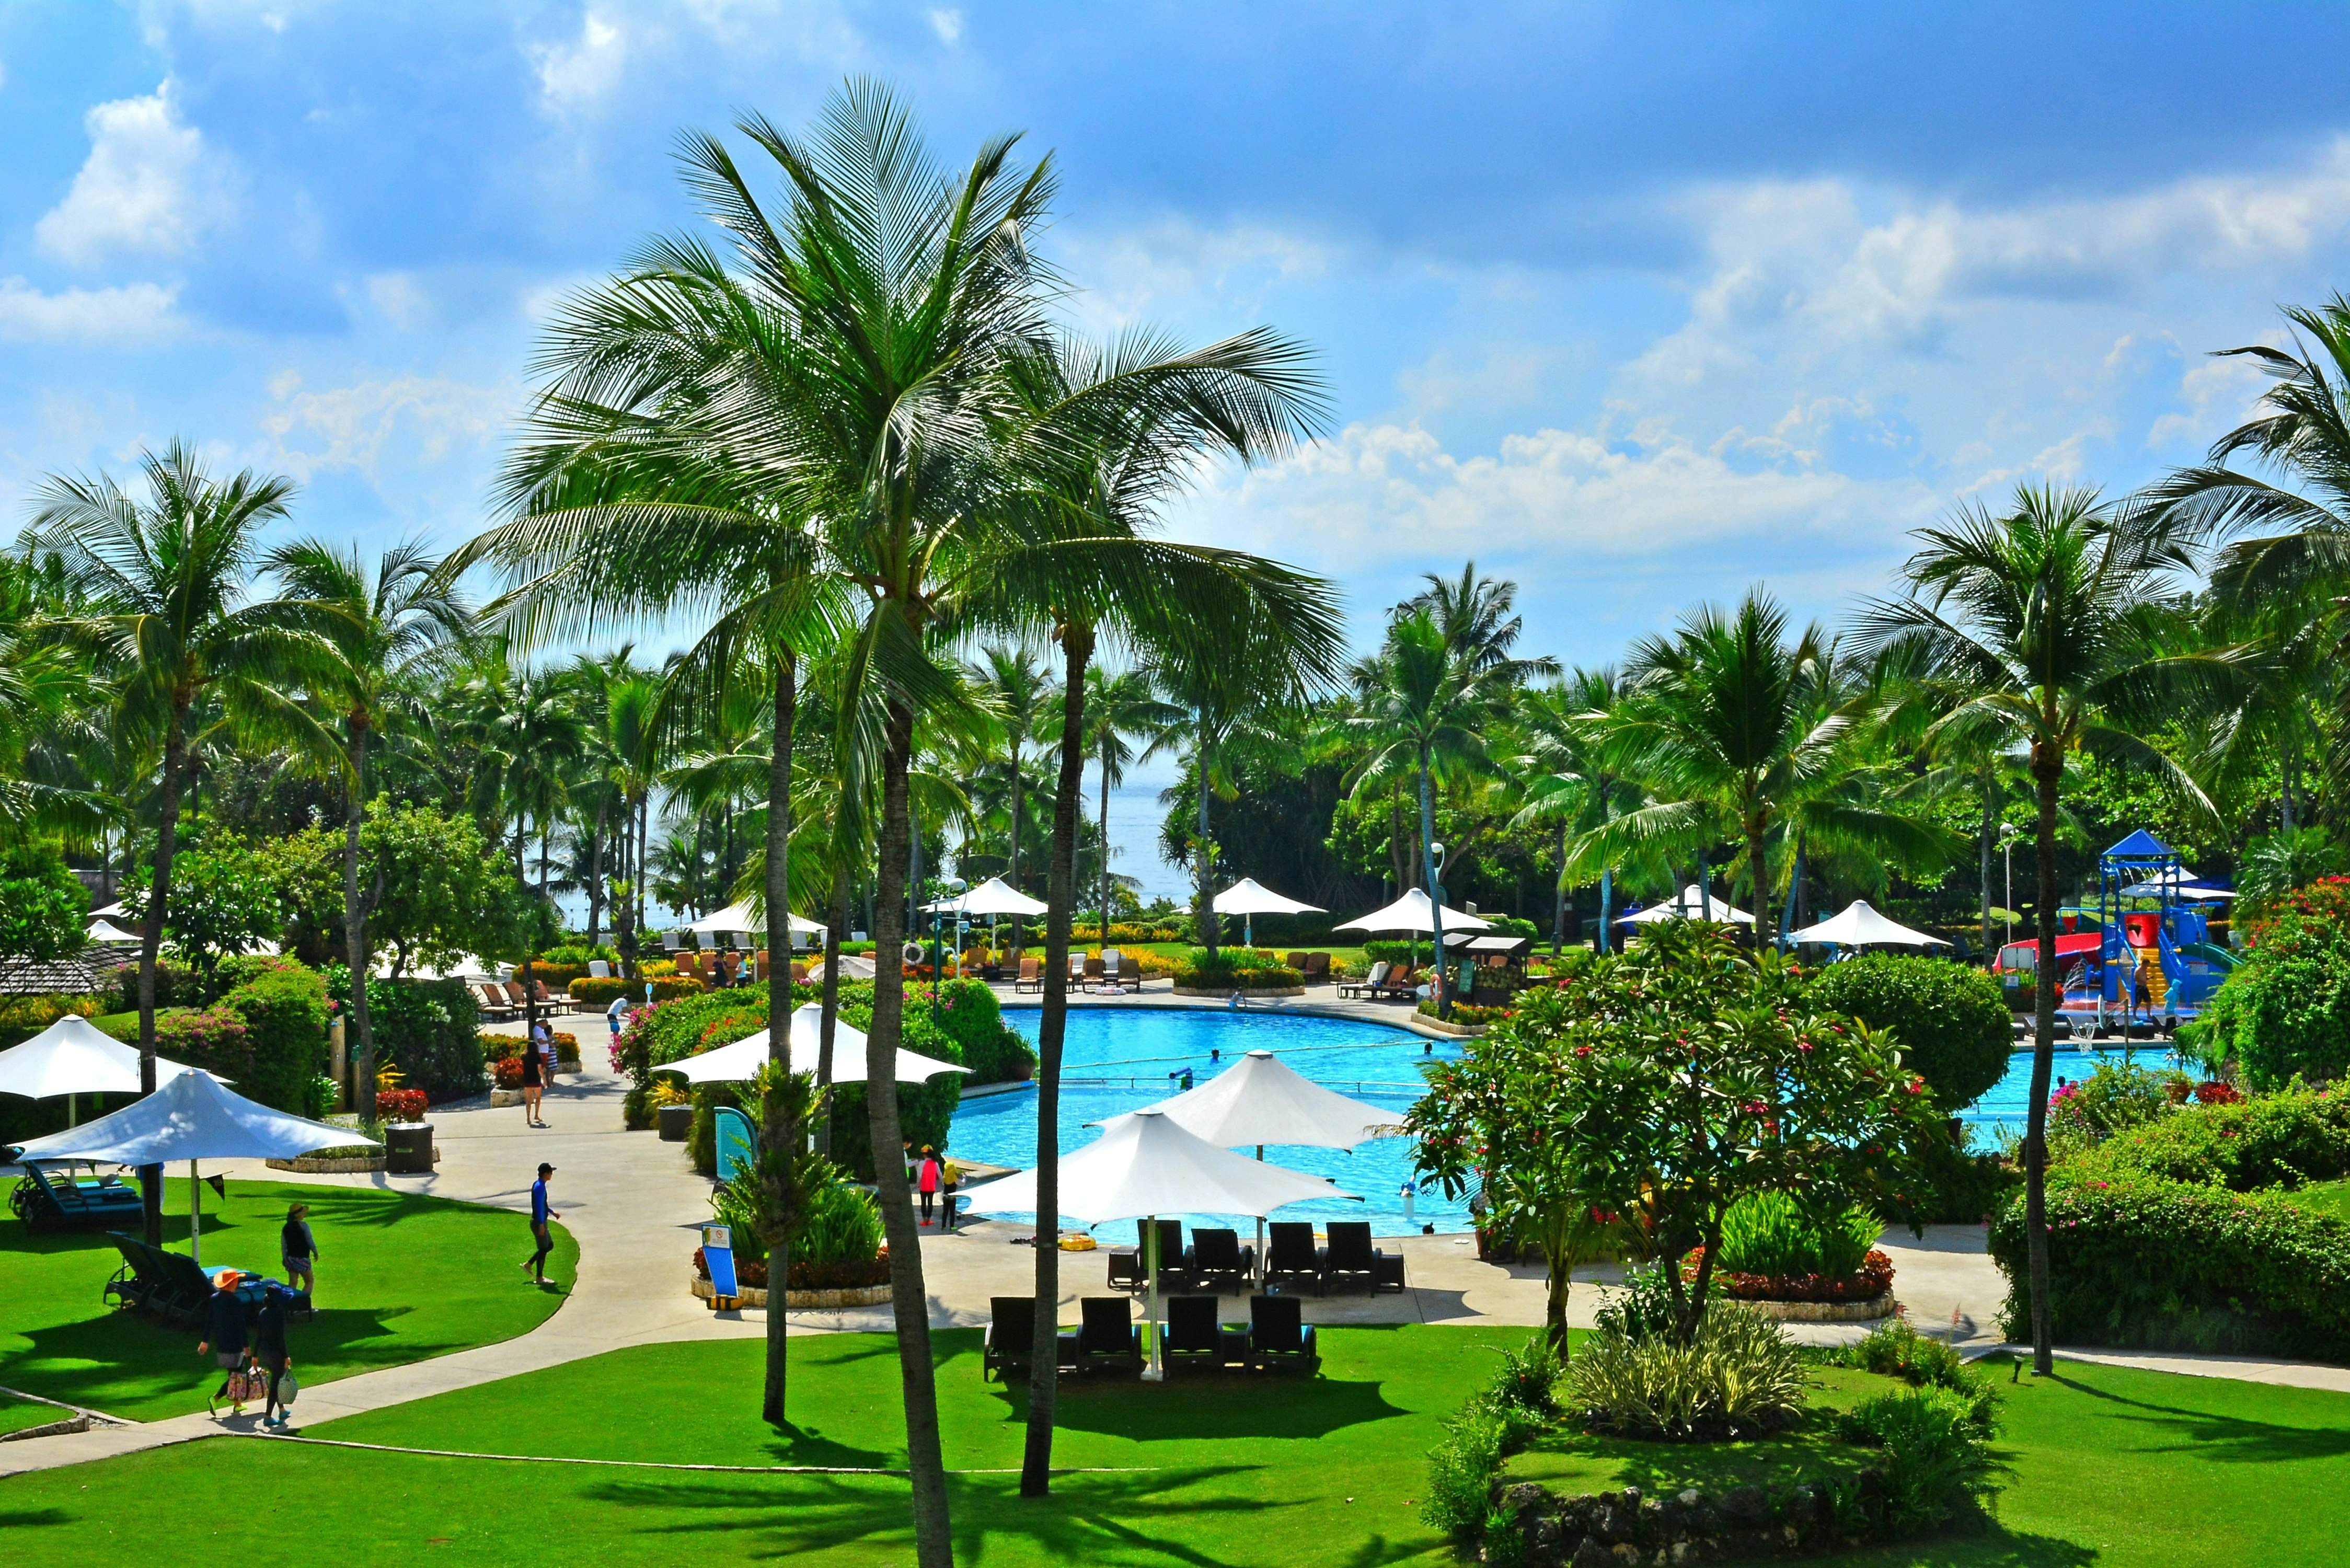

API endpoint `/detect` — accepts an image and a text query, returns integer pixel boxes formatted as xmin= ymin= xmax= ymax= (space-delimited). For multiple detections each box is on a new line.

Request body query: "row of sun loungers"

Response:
xmin=99 ymin=1231 xmax=313 ymax=1328
xmin=1011 ymin=950 xmax=1146 ymax=994
xmin=1334 ymin=960 xmax=1422 ymax=1002
xmin=983 ymin=1293 xmax=1321 ymax=1379
xmin=7 ymin=1162 xmax=145 ymax=1231
xmin=1104 ymin=1220 xmax=1405 ymax=1297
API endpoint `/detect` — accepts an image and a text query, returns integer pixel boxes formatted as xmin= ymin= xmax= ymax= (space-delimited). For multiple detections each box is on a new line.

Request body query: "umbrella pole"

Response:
xmin=189 ymin=1159 xmax=201 ymax=1268
xmin=68 ymin=1092 xmax=76 ymax=1129
xmin=1254 ymin=1145 xmax=1266 ymax=1286
xmin=1142 ymin=1215 xmax=1164 ymax=1382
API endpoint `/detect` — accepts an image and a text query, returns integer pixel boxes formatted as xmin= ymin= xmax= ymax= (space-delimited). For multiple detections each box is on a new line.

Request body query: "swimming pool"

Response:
xmin=950 ymin=1007 xmax=1464 ymax=1243
xmin=1961 ymin=1042 xmax=2186 ymax=1150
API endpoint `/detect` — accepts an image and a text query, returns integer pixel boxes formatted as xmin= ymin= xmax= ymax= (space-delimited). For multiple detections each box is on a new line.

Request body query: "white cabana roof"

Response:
xmin=1122 ymin=1048 xmax=1403 ymax=1150
xmin=1210 ymin=878 xmax=1326 ymax=917
xmin=89 ymin=899 xmax=129 ymax=920
xmin=0 ymin=1015 xmax=208 ymax=1100
xmin=962 ymin=1106 xmax=1357 ymax=1226
xmin=1789 ymin=899 xmax=1949 ymax=948
xmin=921 ymin=875 xmax=1049 ymax=917
xmin=86 ymin=918 xmax=140 ymax=944
xmin=1619 ymin=886 xmax=1755 ymax=925
xmin=2117 ymin=879 xmax=2234 ymax=901
xmin=1333 ymin=887 xmax=1492 ymax=935
xmin=683 ymin=900 xmax=826 ymax=937
xmin=656 ymin=1001 xmax=969 ymax=1086
xmin=9 ymin=1069 xmax=370 ymax=1163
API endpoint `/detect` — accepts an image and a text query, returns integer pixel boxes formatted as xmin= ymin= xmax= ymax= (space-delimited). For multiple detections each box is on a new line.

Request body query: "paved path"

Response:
xmin=1 ymin=989 xmax=2336 ymax=1477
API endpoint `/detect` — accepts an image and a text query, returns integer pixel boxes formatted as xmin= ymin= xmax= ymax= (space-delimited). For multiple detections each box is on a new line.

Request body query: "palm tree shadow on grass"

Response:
xmin=2045 ymin=1373 xmax=2350 ymax=1464
xmin=10 ymin=1305 xmax=453 ymax=1414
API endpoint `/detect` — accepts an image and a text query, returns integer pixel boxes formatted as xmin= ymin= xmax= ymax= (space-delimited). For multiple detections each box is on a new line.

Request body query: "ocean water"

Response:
xmin=949 ymin=1007 xmax=1466 ymax=1243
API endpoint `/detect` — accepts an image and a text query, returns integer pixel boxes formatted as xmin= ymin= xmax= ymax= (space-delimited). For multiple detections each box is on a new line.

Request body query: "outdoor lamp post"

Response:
xmin=1428 ymin=841 xmax=1450 ymax=1021
xmin=932 ymin=879 xmax=965 ymax=1023
xmin=1999 ymin=823 xmax=2018 ymax=947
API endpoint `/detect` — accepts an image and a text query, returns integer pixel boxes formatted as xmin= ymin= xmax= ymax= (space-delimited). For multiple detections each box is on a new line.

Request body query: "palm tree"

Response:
xmin=966 ymin=641 xmax=1051 ymax=921
xmin=1083 ymin=665 xmax=1181 ymax=942
xmin=27 ymin=441 xmax=320 ymax=1244
xmin=262 ymin=537 xmax=473 ymax=1123
xmin=1507 ymin=670 xmax=1634 ymax=954
xmin=1858 ymin=483 xmax=2241 ymax=1376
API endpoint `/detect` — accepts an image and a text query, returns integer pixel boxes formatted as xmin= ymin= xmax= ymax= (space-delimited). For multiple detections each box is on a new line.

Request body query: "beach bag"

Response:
xmin=225 ymin=1364 xmax=258 ymax=1404
xmin=276 ymin=1369 xmax=299 ymax=1408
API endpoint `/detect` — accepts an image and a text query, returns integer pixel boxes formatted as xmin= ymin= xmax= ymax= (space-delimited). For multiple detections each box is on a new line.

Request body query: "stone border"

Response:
xmin=265 ymin=1151 xmax=444 ymax=1174
xmin=1736 ymin=1293 xmax=1895 ymax=1322
xmin=689 ymin=1274 xmax=893 ymax=1310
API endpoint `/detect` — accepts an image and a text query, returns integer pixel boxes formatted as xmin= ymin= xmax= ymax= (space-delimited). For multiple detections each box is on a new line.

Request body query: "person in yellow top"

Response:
xmin=940 ymin=1153 xmax=962 ymax=1234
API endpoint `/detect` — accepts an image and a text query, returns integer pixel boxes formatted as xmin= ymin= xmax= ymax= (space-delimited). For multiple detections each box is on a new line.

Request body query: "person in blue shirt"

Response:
xmin=523 ymin=1162 xmax=559 ymax=1286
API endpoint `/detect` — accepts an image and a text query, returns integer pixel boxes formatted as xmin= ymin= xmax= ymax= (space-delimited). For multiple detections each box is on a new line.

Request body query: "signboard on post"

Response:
xmin=703 ymin=1224 xmax=740 ymax=1309
xmin=713 ymin=1106 xmax=758 ymax=1187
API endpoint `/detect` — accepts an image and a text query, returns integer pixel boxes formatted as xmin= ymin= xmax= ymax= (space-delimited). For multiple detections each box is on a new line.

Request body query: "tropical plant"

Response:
xmin=1564 ymin=1300 xmax=1810 ymax=1441
xmin=1859 ymin=482 xmax=2241 ymax=1373
xmin=1082 ymin=665 xmax=1181 ymax=942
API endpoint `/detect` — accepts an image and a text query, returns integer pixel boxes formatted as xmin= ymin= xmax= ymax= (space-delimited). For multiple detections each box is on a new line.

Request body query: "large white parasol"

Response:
xmin=1618 ymin=885 xmax=1754 ymax=925
xmin=921 ymin=875 xmax=1049 ymax=917
xmin=1334 ymin=887 xmax=1492 ymax=936
xmin=656 ymin=1002 xmax=971 ymax=1086
xmin=0 ymin=1014 xmax=209 ymax=1126
xmin=1789 ymin=900 xmax=1949 ymax=948
xmin=683 ymin=900 xmax=828 ymax=939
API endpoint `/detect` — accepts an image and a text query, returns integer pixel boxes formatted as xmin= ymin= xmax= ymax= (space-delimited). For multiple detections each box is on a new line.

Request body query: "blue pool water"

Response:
xmin=1962 ymin=1043 xmax=2186 ymax=1150
xmin=951 ymin=1008 xmax=1464 ymax=1243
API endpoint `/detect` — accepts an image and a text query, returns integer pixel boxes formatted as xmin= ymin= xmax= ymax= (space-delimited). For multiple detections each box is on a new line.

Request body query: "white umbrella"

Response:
xmin=656 ymin=1002 xmax=970 ymax=1086
xmin=684 ymin=899 xmax=827 ymax=938
xmin=921 ymin=875 xmax=1050 ymax=917
xmin=86 ymin=918 xmax=140 ymax=945
xmin=1789 ymin=900 xmax=1949 ymax=948
xmin=1126 ymin=1047 xmax=1404 ymax=1280
xmin=1618 ymin=885 xmax=1754 ymax=925
xmin=10 ymin=1069 xmax=374 ymax=1267
xmin=0 ymin=1014 xmax=208 ymax=1126
xmin=1210 ymin=878 xmax=1325 ymax=947
xmin=89 ymin=899 xmax=130 ymax=920
xmin=1334 ymin=887 xmax=1492 ymax=935
xmin=2118 ymin=878 xmax=2233 ymax=901
xmin=963 ymin=1107 xmax=1358 ymax=1380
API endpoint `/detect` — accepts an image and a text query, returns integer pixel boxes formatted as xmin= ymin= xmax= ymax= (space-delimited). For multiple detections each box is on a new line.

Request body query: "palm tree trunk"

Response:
xmin=1008 ymin=739 xmax=1024 ymax=961
xmin=868 ymin=698 xmax=952 ymax=1565
xmin=1194 ymin=719 xmax=1216 ymax=958
xmin=637 ymin=792 xmax=650 ymax=959
xmin=1979 ymin=771 xmax=1996 ymax=959
xmin=586 ymin=799 xmax=607 ymax=949
xmin=1419 ymin=745 xmax=1447 ymax=1020
xmin=815 ymin=859 xmax=849 ymax=1158
xmin=343 ymin=726 xmax=379 ymax=1124
xmin=1553 ymin=822 xmax=1568 ymax=957
xmin=2027 ymin=750 xmax=2061 ymax=1376
xmin=136 ymin=708 xmax=189 ymax=1246
xmin=762 ymin=647 xmax=796 ymax=1429
xmin=1598 ymin=867 xmax=1612 ymax=956
xmin=1024 ymin=623 xmax=1092 ymax=1496
xmin=1099 ymin=735 xmax=1113 ymax=947
xmin=1746 ymin=820 xmax=1769 ymax=953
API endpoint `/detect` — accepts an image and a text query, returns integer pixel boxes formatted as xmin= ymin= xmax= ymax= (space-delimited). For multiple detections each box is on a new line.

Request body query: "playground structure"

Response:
xmin=1992 ymin=829 xmax=2239 ymax=1036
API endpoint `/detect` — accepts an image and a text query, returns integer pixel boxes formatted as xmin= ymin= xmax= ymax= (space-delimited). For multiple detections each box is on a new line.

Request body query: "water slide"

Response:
xmin=2179 ymin=941 xmax=2238 ymax=973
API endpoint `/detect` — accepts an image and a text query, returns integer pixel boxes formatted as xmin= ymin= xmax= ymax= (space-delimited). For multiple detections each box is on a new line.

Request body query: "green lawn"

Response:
xmin=2284 ymin=1178 xmax=2350 ymax=1223
xmin=0 ymin=1396 xmax=66 ymax=1435
xmin=0 ymin=1177 xmax=574 ymax=1421
xmin=6 ymin=1331 xmax=2349 ymax=1565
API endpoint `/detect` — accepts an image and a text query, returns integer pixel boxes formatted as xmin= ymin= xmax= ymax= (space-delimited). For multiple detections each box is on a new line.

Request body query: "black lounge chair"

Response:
xmin=1263 ymin=1221 xmax=1325 ymax=1296
xmin=1076 ymin=1296 xmax=1143 ymax=1375
xmin=102 ymin=1232 xmax=206 ymax=1326
xmin=1160 ymin=1295 xmax=1243 ymax=1373
xmin=10 ymin=1162 xmax=144 ymax=1231
xmin=1246 ymin=1294 xmax=1320 ymax=1374
xmin=1107 ymin=1219 xmax=1186 ymax=1293
xmin=1322 ymin=1221 xmax=1399 ymax=1295
xmin=983 ymin=1296 xmax=1076 ymax=1382
xmin=1183 ymin=1228 xmax=1255 ymax=1293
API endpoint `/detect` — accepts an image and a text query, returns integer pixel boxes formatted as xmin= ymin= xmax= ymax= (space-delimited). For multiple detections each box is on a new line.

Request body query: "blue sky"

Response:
xmin=8 ymin=3 xmax=2350 ymax=897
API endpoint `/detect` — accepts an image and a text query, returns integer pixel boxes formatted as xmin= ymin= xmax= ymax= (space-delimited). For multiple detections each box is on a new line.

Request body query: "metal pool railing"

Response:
xmin=1058 ymin=1075 xmax=1429 ymax=1097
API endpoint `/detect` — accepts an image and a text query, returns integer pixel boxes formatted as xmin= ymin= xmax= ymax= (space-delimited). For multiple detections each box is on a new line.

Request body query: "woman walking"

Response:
xmin=281 ymin=1203 xmax=317 ymax=1300
xmin=197 ymin=1272 xmax=249 ymax=1419
xmin=520 ymin=1021 xmax=546 ymax=1128
xmin=252 ymin=1283 xmax=295 ymax=1429
xmin=917 ymin=1147 xmax=941 ymax=1228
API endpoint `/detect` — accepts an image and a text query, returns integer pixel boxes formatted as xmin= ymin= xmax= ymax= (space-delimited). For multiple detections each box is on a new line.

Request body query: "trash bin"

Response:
xmin=659 ymin=1103 xmax=695 ymax=1142
xmin=385 ymin=1122 xmax=434 ymax=1174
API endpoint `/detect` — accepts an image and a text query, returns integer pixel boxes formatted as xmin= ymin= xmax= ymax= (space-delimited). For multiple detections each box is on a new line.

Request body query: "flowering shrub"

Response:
xmin=377 ymin=1088 xmax=429 ymax=1123
xmin=2185 ymin=875 xmax=2350 ymax=1088
xmin=1418 ymin=998 xmax=1514 ymax=1027
xmin=491 ymin=1056 xmax=523 ymax=1089
xmin=1687 ymin=1245 xmax=1895 ymax=1302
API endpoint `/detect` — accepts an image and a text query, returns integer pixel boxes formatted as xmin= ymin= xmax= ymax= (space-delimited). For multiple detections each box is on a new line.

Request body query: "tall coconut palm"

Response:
xmin=1507 ymin=670 xmax=1634 ymax=954
xmin=26 ymin=441 xmax=321 ymax=1244
xmin=262 ymin=537 xmax=473 ymax=1122
xmin=965 ymin=641 xmax=1051 ymax=921
xmin=1083 ymin=664 xmax=1182 ymax=942
xmin=1857 ymin=483 xmax=2243 ymax=1376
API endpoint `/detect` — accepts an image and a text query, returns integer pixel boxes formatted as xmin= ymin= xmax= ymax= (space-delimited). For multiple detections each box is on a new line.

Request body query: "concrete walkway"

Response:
xmin=1 ymin=990 xmax=2338 ymax=1477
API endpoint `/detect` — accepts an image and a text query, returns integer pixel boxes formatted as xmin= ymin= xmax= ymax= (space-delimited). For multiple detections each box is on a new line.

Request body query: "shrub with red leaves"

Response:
xmin=378 ymin=1088 xmax=429 ymax=1123
xmin=1683 ymin=1246 xmax=1895 ymax=1303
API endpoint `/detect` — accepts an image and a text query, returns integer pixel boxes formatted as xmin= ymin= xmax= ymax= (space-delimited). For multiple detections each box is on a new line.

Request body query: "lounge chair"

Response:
xmin=1106 ymin=1243 xmax=1144 ymax=1292
xmin=983 ymin=1295 xmax=1078 ymax=1382
xmin=1263 ymin=1221 xmax=1325 ymax=1296
xmin=1182 ymin=1227 xmax=1255 ymax=1293
xmin=528 ymin=977 xmax=559 ymax=1007
xmin=1014 ymin=956 xmax=1043 ymax=994
xmin=1075 ymin=1297 xmax=1143 ymax=1375
xmin=1245 ymin=1294 xmax=1320 ymax=1374
xmin=1083 ymin=955 xmax=1106 ymax=986
xmin=1322 ymin=1221 xmax=1395 ymax=1295
xmin=1285 ymin=951 xmax=1308 ymax=974
xmin=102 ymin=1232 xmax=200 ymax=1324
xmin=1301 ymin=953 xmax=1332 ymax=985
xmin=1372 ymin=965 xmax=1419 ymax=1001
xmin=1102 ymin=948 xmax=1134 ymax=993
xmin=10 ymin=1163 xmax=144 ymax=1231
xmin=1160 ymin=1296 xmax=1244 ymax=1373
xmin=1106 ymin=1220 xmax=1186 ymax=1292
xmin=1337 ymin=961 xmax=1389 ymax=1000
xmin=754 ymin=949 xmax=771 ymax=980
xmin=476 ymin=984 xmax=519 ymax=1021
xmin=502 ymin=981 xmax=532 ymax=1009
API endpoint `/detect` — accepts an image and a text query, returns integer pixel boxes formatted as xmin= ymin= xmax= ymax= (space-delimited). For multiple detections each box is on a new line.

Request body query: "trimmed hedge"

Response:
xmin=212 ymin=955 xmax=332 ymax=1115
xmin=1803 ymin=953 xmax=2012 ymax=1112
xmin=356 ymin=975 xmax=486 ymax=1103
xmin=2085 ymin=1089 xmax=2350 ymax=1190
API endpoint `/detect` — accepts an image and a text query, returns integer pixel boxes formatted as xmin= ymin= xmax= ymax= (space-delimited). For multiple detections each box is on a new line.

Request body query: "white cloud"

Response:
xmin=2148 ymin=351 xmax=2270 ymax=451
xmin=532 ymin=8 xmax=628 ymax=115
xmin=928 ymin=8 xmax=962 ymax=45
xmin=0 ymin=278 xmax=184 ymax=344
xmin=1057 ymin=217 xmax=1334 ymax=332
xmin=36 ymin=80 xmax=235 ymax=266
xmin=261 ymin=373 xmax=508 ymax=479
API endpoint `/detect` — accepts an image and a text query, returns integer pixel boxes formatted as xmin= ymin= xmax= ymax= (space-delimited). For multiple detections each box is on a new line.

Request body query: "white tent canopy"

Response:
xmin=1129 ymin=1049 xmax=1403 ymax=1150
xmin=10 ymin=1069 xmax=374 ymax=1267
xmin=1789 ymin=900 xmax=1949 ymax=948
xmin=89 ymin=899 xmax=129 ymax=920
xmin=656 ymin=1002 xmax=970 ymax=1086
xmin=1619 ymin=886 xmax=1754 ymax=925
xmin=86 ymin=918 xmax=140 ymax=945
xmin=0 ymin=1014 xmax=207 ymax=1104
xmin=921 ymin=875 xmax=1049 ymax=917
xmin=1333 ymin=887 xmax=1492 ymax=935
xmin=683 ymin=900 xmax=827 ymax=938
xmin=2118 ymin=879 xmax=2234 ymax=901
xmin=1211 ymin=879 xmax=1324 ymax=917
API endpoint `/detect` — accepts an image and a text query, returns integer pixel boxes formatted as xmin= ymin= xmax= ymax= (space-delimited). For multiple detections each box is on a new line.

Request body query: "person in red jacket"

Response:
xmin=917 ymin=1147 xmax=941 ymax=1227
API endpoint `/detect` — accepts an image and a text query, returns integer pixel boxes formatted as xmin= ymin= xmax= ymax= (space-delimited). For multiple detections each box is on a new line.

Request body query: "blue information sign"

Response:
xmin=713 ymin=1106 xmax=758 ymax=1186
xmin=704 ymin=1224 xmax=740 ymax=1307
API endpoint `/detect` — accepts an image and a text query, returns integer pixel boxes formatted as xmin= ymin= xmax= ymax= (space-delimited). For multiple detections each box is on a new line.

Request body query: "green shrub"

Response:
xmin=1564 ymin=1302 xmax=1808 ymax=1440
xmin=147 ymin=1003 xmax=251 ymax=1087
xmin=1594 ymin=1260 xmax=1680 ymax=1343
xmin=915 ymin=978 xmax=1034 ymax=1083
xmin=1803 ymin=953 xmax=2012 ymax=1112
xmin=350 ymin=974 xmax=485 ymax=1102
xmin=1364 ymin=938 xmax=1439 ymax=968
xmin=101 ymin=958 xmax=201 ymax=1011
xmin=1989 ymin=1161 xmax=2350 ymax=1357
xmin=709 ymin=1171 xmax=769 ymax=1264
xmin=0 ymin=843 xmax=89 ymax=962
xmin=2187 ymin=876 xmax=2350 ymax=1088
xmin=1837 ymin=1385 xmax=2003 ymax=1536
xmin=800 ymin=1179 xmax=884 ymax=1265
xmin=2050 ymin=1058 xmax=2185 ymax=1143
xmin=2086 ymin=1085 xmax=2350 ymax=1190
xmin=569 ymin=976 xmax=632 ymax=1008
xmin=1420 ymin=1402 xmax=1513 ymax=1539
xmin=1906 ymin=1140 xmax=2018 ymax=1225
xmin=215 ymin=956 xmax=332 ymax=1115
xmin=1714 ymin=1190 xmax=1877 ymax=1279
xmin=1831 ymin=1318 xmax=1997 ymax=1431
xmin=1173 ymin=946 xmax=1304 ymax=989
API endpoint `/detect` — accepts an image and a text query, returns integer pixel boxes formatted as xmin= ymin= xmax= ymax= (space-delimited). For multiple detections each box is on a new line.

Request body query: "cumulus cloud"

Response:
xmin=261 ymin=373 xmax=507 ymax=479
xmin=0 ymin=278 xmax=185 ymax=344
xmin=36 ymin=81 xmax=235 ymax=266
xmin=532 ymin=8 xmax=629 ymax=115
xmin=927 ymin=8 xmax=962 ymax=45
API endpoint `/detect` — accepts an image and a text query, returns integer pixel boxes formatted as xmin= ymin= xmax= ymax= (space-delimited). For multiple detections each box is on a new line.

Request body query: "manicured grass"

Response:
xmin=0 ymin=1397 xmax=66 ymax=1435
xmin=2284 ymin=1177 xmax=2350 ymax=1223
xmin=6 ymin=1335 xmax=2348 ymax=1565
xmin=0 ymin=1177 xmax=574 ymax=1421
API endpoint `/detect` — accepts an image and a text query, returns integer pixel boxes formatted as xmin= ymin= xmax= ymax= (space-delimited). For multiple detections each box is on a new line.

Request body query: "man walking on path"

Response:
xmin=524 ymin=1162 xmax=559 ymax=1286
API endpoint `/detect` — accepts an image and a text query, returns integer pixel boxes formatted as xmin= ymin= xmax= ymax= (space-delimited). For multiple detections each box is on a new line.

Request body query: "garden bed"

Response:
xmin=687 ymin=1275 xmax=892 ymax=1309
